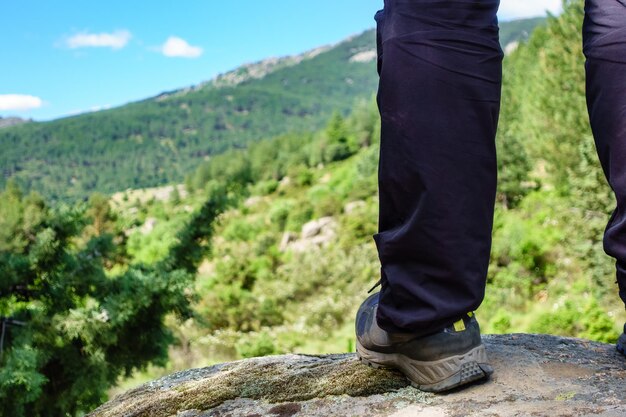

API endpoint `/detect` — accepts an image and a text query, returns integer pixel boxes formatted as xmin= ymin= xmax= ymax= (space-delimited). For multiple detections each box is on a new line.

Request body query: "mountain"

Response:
xmin=0 ymin=31 xmax=378 ymax=202
xmin=0 ymin=18 xmax=545 ymax=202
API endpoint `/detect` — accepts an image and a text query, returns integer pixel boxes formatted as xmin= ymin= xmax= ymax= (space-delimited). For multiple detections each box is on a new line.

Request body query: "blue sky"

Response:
xmin=1 ymin=0 xmax=561 ymax=121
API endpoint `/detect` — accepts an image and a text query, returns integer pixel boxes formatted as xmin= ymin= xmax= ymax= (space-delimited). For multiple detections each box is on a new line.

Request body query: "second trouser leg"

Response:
xmin=373 ymin=0 xmax=503 ymax=334
xmin=583 ymin=0 xmax=626 ymax=307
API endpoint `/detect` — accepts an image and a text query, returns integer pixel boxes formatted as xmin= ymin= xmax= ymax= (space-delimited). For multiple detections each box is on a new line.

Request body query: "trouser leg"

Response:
xmin=373 ymin=0 xmax=503 ymax=334
xmin=583 ymin=0 xmax=626 ymax=307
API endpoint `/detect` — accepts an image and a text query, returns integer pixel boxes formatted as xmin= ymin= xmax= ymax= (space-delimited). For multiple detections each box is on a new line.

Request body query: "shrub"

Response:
xmin=235 ymin=332 xmax=277 ymax=358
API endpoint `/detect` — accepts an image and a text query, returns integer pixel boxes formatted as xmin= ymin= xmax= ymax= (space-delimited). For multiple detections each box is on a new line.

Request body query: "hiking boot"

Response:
xmin=618 ymin=323 xmax=626 ymax=356
xmin=355 ymin=292 xmax=493 ymax=392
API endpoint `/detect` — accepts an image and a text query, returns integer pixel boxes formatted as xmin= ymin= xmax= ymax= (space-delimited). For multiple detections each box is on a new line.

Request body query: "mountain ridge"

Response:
xmin=0 ymin=18 xmax=545 ymax=201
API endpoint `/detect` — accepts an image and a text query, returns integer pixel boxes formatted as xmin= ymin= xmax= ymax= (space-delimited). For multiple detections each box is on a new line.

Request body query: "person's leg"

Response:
xmin=583 ymin=0 xmax=626 ymax=354
xmin=356 ymin=0 xmax=502 ymax=392
xmin=373 ymin=0 xmax=503 ymax=335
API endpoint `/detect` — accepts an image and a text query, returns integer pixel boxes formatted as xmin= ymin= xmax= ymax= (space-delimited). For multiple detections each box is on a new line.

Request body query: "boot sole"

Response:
xmin=356 ymin=341 xmax=493 ymax=393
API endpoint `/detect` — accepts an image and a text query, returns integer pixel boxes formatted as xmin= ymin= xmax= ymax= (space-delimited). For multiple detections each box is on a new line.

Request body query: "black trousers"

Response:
xmin=373 ymin=0 xmax=626 ymax=334
xmin=584 ymin=0 xmax=626 ymax=307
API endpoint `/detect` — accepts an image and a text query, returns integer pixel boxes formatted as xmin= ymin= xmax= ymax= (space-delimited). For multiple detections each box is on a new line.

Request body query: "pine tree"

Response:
xmin=0 ymin=183 xmax=229 ymax=416
xmin=323 ymin=111 xmax=352 ymax=162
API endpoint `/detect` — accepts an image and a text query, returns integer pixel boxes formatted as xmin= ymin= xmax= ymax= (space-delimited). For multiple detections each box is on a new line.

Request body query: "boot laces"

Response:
xmin=367 ymin=278 xmax=382 ymax=294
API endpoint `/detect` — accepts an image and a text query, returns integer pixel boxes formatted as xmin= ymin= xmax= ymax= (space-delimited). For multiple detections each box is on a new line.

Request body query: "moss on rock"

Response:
xmin=89 ymin=354 xmax=408 ymax=417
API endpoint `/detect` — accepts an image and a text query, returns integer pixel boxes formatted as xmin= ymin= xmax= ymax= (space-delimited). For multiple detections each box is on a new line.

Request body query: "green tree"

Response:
xmin=0 ymin=184 xmax=229 ymax=416
xmin=347 ymin=94 xmax=379 ymax=149
xmin=85 ymin=192 xmax=116 ymax=237
xmin=504 ymin=0 xmax=589 ymax=192
xmin=323 ymin=111 xmax=353 ymax=162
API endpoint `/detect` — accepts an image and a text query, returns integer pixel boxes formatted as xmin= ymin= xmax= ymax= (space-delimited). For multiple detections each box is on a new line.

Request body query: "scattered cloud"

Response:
xmin=0 ymin=94 xmax=43 ymax=111
xmin=160 ymin=36 xmax=203 ymax=58
xmin=499 ymin=0 xmax=562 ymax=20
xmin=89 ymin=104 xmax=112 ymax=112
xmin=66 ymin=30 xmax=132 ymax=49
xmin=65 ymin=104 xmax=112 ymax=117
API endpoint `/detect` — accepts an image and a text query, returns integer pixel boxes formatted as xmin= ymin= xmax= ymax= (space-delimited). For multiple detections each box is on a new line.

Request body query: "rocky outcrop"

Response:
xmin=89 ymin=334 xmax=625 ymax=417
xmin=349 ymin=49 xmax=377 ymax=63
xmin=343 ymin=200 xmax=366 ymax=214
xmin=280 ymin=217 xmax=338 ymax=253
xmin=300 ymin=217 xmax=336 ymax=240
xmin=111 ymin=185 xmax=187 ymax=207
xmin=0 ymin=116 xmax=29 ymax=129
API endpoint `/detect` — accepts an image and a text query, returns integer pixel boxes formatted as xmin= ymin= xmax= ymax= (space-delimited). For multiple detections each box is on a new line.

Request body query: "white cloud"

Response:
xmin=90 ymin=104 xmax=112 ymax=112
xmin=64 ymin=104 xmax=112 ymax=117
xmin=0 ymin=94 xmax=43 ymax=111
xmin=66 ymin=30 xmax=131 ymax=49
xmin=161 ymin=36 xmax=203 ymax=58
xmin=499 ymin=0 xmax=562 ymax=20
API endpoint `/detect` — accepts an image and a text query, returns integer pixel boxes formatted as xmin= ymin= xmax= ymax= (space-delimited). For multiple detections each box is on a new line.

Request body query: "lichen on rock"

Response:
xmin=89 ymin=354 xmax=410 ymax=417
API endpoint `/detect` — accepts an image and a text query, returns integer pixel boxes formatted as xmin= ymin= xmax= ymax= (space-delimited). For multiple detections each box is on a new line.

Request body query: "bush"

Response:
xmin=527 ymin=298 xmax=616 ymax=343
xmin=487 ymin=310 xmax=513 ymax=334
xmin=236 ymin=332 xmax=277 ymax=358
xmin=268 ymin=200 xmax=295 ymax=232
xmin=251 ymin=179 xmax=279 ymax=196
xmin=285 ymin=201 xmax=314 ymax=232
xmin=313 ymin=195 xmax=342 ymax=217
xmin=221 ymin=217 xmax=263 ymax=242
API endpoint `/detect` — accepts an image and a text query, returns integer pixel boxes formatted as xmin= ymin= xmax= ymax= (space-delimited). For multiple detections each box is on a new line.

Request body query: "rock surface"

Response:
xmin=89 ymin=334 xmax=625 ymax=417
xmin=279 ymin=217 xmax=338 ymax=253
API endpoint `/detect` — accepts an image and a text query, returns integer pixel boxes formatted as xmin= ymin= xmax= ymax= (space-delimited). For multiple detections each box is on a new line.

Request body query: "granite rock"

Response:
xmin=89 ymin=334 xmax=626 ymax=417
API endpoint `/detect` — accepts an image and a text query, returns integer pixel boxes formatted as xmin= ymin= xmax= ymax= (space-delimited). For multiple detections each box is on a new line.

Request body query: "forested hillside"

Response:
xmin=499 ymin=16 xmax=546 ymax=47
xmin=0 ymin=19 xmax=544 ymax=202
xmin=0 ymin=30 xmax=377 ymax=201
xmin=3 ymin=6 xmax=616 ymax=416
